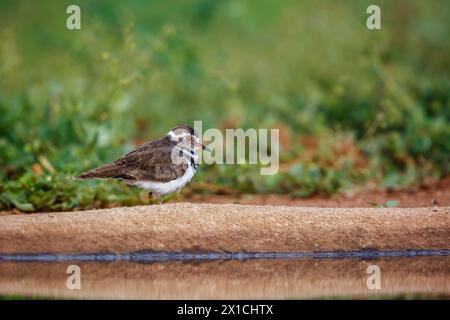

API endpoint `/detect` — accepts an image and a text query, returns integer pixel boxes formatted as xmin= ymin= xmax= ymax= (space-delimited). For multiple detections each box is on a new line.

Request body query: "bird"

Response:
xmin=75 ymin=124 xmax=208 ymax=204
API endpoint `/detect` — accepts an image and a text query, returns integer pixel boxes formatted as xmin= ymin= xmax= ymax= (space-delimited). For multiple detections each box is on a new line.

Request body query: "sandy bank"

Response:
xmin=0 ymin=204 xmax=448 ymax=254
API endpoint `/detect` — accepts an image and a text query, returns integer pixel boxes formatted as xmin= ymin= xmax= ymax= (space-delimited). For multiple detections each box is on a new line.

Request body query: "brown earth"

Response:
xmin=0 ymin=257 xmax=448 ymax=299
xmin=179 ymin=177 xmax=450 ymax=208
xmin=0 ymin=204 xmax=448 ymax=254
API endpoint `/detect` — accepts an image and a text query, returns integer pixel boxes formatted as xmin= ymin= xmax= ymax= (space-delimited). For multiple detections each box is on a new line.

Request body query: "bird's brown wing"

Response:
xmin=76 ymin=138 xmax=188 ymax=182
xmin=122 ymin=145 xmax=189 ymax=182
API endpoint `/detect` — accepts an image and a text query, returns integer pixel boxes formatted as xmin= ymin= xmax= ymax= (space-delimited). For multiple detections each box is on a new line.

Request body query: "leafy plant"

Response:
xmin=367 ymin=200 xmax=400 ymax=208
xmin=0 ymin=1 xmax=448 ymax=212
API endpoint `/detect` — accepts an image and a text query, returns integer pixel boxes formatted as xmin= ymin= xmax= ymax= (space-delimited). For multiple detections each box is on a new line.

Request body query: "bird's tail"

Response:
xmin=73 ymin=163 xmax=122 ymax=180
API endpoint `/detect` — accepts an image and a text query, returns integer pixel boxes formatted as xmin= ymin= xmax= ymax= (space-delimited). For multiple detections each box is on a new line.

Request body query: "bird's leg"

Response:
xmin=147 ymin=192 xmax=163 ymax=205
xmin=156 ymin=194 xmax=163 ymax=205
xmin=147 ymin=192 xmax=153 ymax=204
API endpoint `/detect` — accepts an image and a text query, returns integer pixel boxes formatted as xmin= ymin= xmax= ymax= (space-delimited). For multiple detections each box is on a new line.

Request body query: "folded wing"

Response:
xmin=76 ymin=140 xmax=188 ymax=183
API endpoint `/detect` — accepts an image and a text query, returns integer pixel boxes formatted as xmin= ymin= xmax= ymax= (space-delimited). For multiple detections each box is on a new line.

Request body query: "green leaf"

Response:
xmin=0 ymin=191 xmax=35 ymax=212
xmin=15 ymin=203 xmax=35 ymax=212
xmin=384 ymin=200 xmax=399 ymax=208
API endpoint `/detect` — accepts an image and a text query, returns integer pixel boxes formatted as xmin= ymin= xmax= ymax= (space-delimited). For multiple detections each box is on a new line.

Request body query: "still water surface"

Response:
xmin=1 ymin=249 xmax=449 ymax=299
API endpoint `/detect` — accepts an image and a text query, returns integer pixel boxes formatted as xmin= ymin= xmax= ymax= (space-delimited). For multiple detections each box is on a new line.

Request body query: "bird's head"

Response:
xmin=167 ymin=124 xmax=209 ymax=151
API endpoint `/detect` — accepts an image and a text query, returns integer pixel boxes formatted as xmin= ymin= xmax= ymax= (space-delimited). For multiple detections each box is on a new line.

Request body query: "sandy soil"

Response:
xmin=0 ymin=257 xmax=448 ymax=299
xmin=0 ymin=204 xmax=448 ymax=254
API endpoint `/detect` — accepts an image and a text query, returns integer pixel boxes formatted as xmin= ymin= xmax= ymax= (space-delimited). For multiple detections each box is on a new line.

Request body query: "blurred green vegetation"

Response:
xmin=0 ymin=0 xmax=449 ymax=212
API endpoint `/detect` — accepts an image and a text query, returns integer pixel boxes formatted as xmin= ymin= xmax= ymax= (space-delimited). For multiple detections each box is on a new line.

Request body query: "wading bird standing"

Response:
xmin=75 ymin=124 xmax=208 ymax=204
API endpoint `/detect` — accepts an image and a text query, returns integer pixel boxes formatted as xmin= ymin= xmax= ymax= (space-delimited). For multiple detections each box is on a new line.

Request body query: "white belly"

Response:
xmin=134 ymin=166 xmax=195 ymax=196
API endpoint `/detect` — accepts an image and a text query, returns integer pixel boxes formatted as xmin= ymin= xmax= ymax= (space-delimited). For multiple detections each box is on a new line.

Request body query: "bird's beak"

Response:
xmin=196 ymin=142 xmax=210 ymax=151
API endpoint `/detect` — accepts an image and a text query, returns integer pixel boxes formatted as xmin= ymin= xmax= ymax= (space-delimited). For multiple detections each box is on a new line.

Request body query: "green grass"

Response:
xmin=0 ymin=0 xmax=449 ymax=212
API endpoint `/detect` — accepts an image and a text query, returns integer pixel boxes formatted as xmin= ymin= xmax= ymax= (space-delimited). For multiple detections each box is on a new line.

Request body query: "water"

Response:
xmin=1 ymin=249 xmax=449 ymax=299
xmin=1 ymin=249 xmax=449 ymax=263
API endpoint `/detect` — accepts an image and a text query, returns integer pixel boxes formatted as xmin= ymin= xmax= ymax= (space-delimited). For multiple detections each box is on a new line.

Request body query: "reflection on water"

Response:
xmin=0 ymin=253 xmax=449 ymax=299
